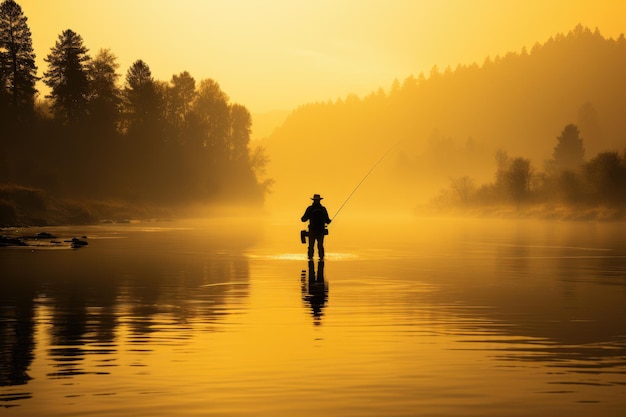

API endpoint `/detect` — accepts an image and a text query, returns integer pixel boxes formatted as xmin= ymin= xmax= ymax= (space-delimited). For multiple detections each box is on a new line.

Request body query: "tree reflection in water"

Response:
xmin=0 ymin=225 xmax=253 ymax=407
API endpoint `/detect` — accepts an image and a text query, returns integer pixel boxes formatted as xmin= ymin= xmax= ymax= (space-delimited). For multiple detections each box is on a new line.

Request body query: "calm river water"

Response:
xmin=1 ymin=216 xmax=625 ymax=416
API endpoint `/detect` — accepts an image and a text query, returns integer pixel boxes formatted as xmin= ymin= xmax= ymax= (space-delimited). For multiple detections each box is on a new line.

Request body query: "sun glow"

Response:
xmin=18 ymin=0 xmax=626 ymax=113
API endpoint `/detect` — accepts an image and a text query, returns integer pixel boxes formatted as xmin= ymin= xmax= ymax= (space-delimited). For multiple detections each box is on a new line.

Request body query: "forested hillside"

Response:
xmin=262 ymin=25 xmax=626 ymax=215
xmin=0 ymin=0 xmax=268 ymax=225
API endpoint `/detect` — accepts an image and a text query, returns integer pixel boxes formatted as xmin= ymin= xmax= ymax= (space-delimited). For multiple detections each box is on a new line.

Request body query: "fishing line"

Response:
xmin=331 ymin=141 xmax=400 ymax=221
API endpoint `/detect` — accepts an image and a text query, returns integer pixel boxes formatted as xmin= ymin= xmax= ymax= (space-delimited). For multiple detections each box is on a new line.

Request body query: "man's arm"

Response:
xmin=301 ymin=207 xmax=310 ymax=222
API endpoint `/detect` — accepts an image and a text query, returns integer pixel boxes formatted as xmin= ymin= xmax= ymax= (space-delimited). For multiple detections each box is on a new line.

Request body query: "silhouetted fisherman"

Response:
xmin=301 ymin=194 xmax=331 ymax=260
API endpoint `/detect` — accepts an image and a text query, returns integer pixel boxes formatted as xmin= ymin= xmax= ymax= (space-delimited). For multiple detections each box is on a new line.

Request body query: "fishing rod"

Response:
xmin=331 ymin=141 xmax=399 ymax=221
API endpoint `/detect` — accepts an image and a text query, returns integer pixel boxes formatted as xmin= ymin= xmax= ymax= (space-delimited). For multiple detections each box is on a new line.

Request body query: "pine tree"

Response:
xmin=87 ymin=48 xmax=121 ymax=132
xmin=123 ymin=59 xmax=161 ymax=132
xmin=552 ymin=124 xmax=585 ymax=172
xmin=0 ymin=0 xmax=38 ymax=113
xmin=166 ymin=71 xmax=196 ymax=130
xmin=43 ymin=29 xmax=90 ymax=124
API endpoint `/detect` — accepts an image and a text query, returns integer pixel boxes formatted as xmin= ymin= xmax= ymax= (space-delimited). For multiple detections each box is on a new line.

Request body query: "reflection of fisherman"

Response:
xmin=301 ymin=260 xmax=328 ymax=322
xmin=301 ymin=194 xmax=331 ymax=260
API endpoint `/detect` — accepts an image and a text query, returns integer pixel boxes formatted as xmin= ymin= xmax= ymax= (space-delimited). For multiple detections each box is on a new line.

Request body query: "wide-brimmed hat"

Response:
xmin=311 ymin=194 xmax=323 ymax=200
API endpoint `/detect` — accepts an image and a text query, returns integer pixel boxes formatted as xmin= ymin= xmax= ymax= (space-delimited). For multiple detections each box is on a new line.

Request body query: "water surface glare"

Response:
xmin=1 ymin=217 xmax=625 ymax=416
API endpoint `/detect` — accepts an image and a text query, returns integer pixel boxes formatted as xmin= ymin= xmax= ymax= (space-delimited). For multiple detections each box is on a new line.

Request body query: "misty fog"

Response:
xmin=260 ymin=26 xmax=626 ymax=220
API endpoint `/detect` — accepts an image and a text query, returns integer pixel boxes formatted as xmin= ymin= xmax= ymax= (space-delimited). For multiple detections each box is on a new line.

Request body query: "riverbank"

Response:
xmin=416 ymin=202 xmax=626 ymax=222
xmin=0 ymin=185 xmax=175 ymax=227
xmin=0 ymin=184 xmax=267 ymax=229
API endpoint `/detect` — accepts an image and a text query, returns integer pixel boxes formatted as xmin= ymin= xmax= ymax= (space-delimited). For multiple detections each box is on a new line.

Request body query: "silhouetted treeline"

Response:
xmin=436 ymin=123 xmax=626 ymax=213
xmin=0 ymin=1 xmax=268 ymax=214
xmin=262 ymin=25 xmax=626 ymax=212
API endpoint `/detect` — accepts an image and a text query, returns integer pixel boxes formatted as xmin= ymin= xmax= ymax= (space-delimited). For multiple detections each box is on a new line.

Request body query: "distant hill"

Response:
xmin=251 ymin=109 xmax=290 ymax=140
xmin=261 ymin=25 xmax=626 ymax=214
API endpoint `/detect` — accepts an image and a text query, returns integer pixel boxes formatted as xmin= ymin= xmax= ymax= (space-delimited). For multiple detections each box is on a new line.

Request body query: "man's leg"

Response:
xmin=307 ymin=235 xmax=315 ymax=259
xmin=317 ymin=234 xmax=325 ymax=259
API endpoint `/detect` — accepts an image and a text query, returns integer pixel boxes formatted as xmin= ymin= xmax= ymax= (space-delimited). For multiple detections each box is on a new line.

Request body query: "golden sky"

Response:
xmin=18 ymin=0 xmax=626 ymax=113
